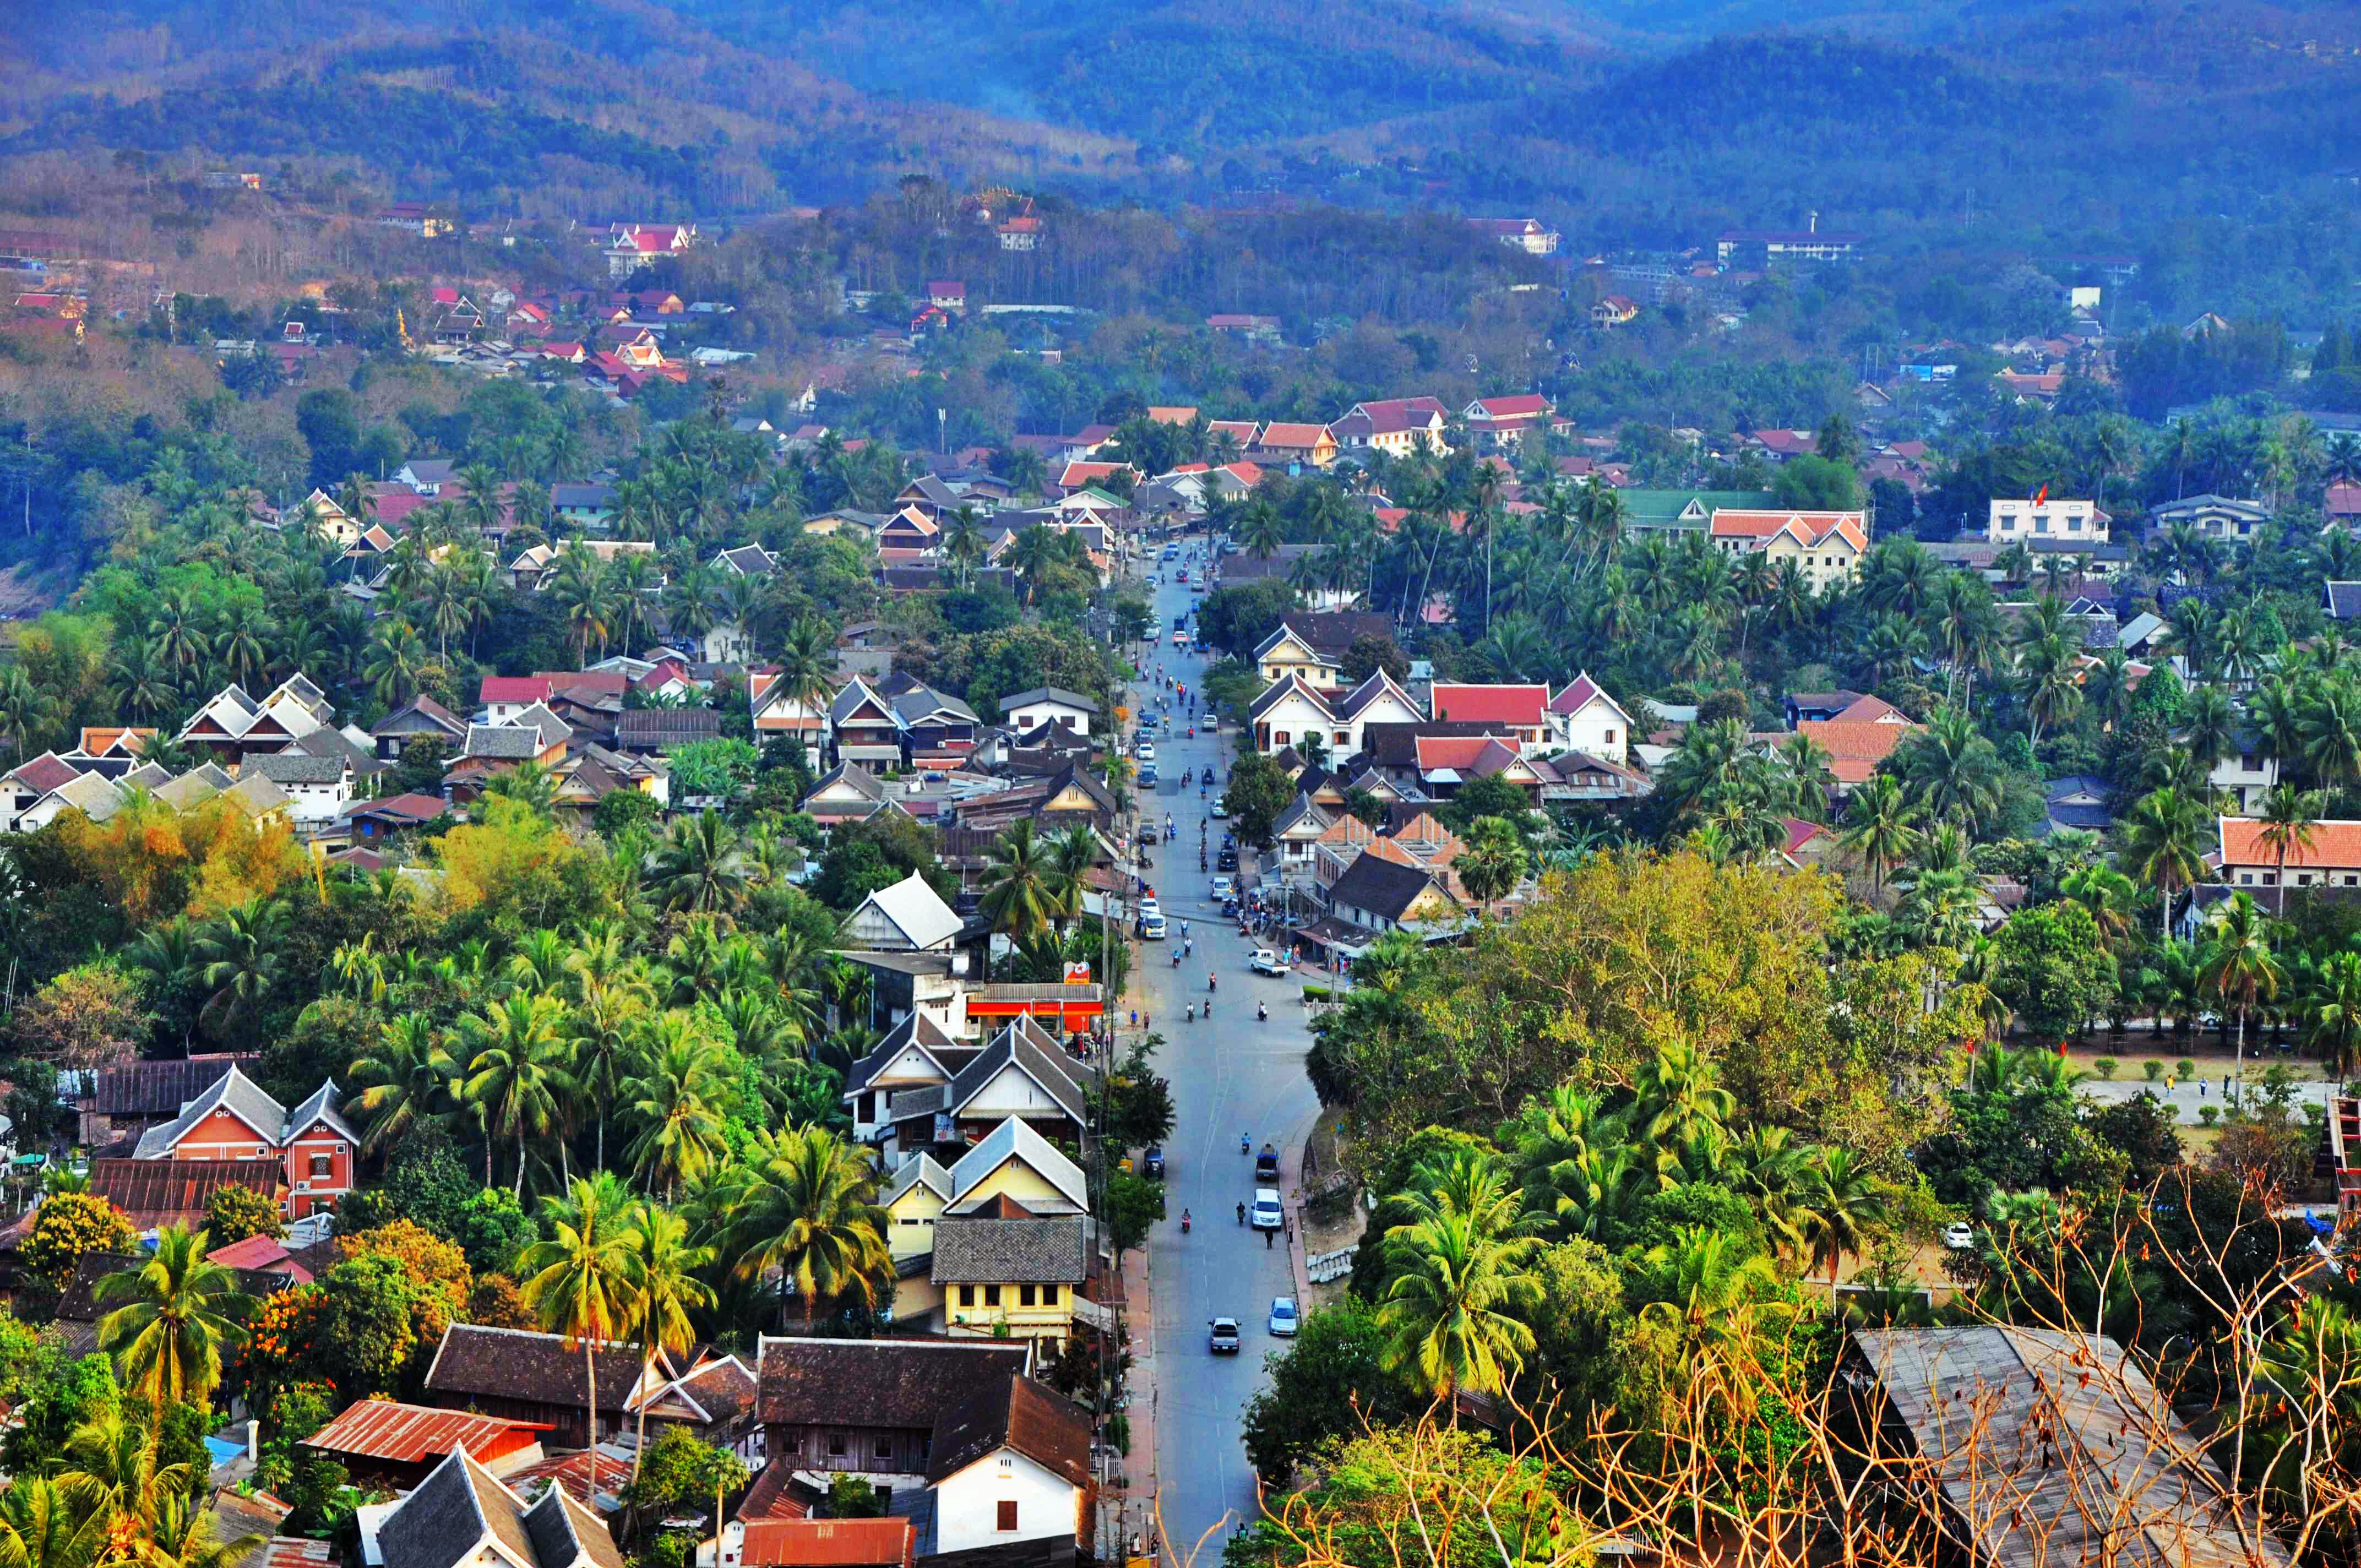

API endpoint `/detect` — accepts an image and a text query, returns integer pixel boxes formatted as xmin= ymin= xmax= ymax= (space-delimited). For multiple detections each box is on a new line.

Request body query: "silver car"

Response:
xmin=1268 ymin=1297 xmax=1299 ymax=1337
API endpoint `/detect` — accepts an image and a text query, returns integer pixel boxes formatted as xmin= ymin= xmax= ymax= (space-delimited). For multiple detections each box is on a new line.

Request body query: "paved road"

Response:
xmin=1125 ymin=550 xmax=1321 ymax=1558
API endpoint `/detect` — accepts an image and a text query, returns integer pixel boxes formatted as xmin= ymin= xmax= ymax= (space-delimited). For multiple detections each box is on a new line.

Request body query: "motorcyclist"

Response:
xmin=1187 ymin=1003 xmax=1196 ymax=1022
xmin=1181 ymin=1208 xmax=1192 ymax=1233
xmin=1241 ymin=1134 xmax=1250 ymax=1155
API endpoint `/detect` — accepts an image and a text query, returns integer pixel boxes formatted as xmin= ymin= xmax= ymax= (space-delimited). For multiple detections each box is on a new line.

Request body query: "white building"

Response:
xmin=1988 ymin=496 xmax=2108 ymax=545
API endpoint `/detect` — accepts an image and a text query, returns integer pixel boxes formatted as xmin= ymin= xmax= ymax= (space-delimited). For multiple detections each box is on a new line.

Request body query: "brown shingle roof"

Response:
xmin=423 ymin=1324 xmax=645 ymax=1414
xmin=754 ymin=1338 xmax=1029 ymax=1429
xmin=925 ymin=1374 xmax=1091 ymax=1486
xmin=86 ymin=1055 xmax=258 ymax=1116
xmin=85 ymin=1158 xmax=282 ymax=1227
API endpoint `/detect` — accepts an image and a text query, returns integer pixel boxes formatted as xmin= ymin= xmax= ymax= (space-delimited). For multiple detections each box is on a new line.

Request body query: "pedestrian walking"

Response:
xmin=1236 ymin=1202 xmax=1245 ymax=1227
xmin=1264 ymin=1226 xmax=1273 ymax=1249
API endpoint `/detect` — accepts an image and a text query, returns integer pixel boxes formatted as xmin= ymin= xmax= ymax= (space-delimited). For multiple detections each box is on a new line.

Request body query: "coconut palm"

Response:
xmin=622 ymin=1202 xmax=714 ymax=1478
xmin=93 ymin=1225 xmax=252 ymax=1406
xmin=1632 ymin=1036 xmax=1735 ymax=1148
xmin=1897 ymin=709 xmax=2005 ymax=831
xmin=458 ymin=993 xmax=576 ymax=1194
xmin=1798 ymin=1148 xmax=1885 ymax=1293
xmin=1377 ymin=1153 xmax=1543 ymax=1399
xmin=644 ymin=813 xmax=750 ymax=914
xmin=0 ymin=1479 xmax=106 ymax=1568
xmin=1635 ymin=1227 xmax=1785 ymax=1404
xmin=712 ymin=1123 xmax=892 ymax=1330
xmin=349 ymin=1013 xmax=460 ymax=1153
xmin=2202 ymin=891 xmax=2286 ymax=1107
xmin=2255 ymin=783 xmax=2327 ymax=908
xmin=1838 ymin=774 xmax=1921 ymax=899
xmin=1455 ymin=816 xmax=1529 ymax=917
xmin=519 ymin=1173 xmax=640 ymax=1450
xmin=195 ymin=899 xmax=291 ymax=1041
xmin=978 ymin=820 xmax=1060 ymax=969
xmin=2306 ymin=950 xmax=2361 ymax=1086
xmin=624 ymin=1016 xmax=733 ymax=1201
xmin=2119 ymin=786 xmax=2211 ymax=943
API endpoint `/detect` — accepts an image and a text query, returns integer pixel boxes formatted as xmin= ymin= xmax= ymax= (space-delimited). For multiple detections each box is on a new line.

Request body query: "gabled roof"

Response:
xmin=2219 ymin=816 xmax=2361 ymax=869
xmin=7 ymin=751 xmax=81 ymax=795
xmin=460 ymin=725 xmax=547 ymax=761
xmin=999 ymin=686 xmax=1100 ymax=716
xmin=1708 ymin=509 xmax=1869 ymax=552
xmin=424 ymin=1324 xmax=646 ymax=1415
xmin=891 ymin=687 xmax=980 ymax=727
xmin=253 ymin=752 xmax=348 ymax=786
xmin=1249 ymin=672 xmax=1333 ymax=723
xmin=882 ymin=1153 xmax=955 ymax=1207
xmin=926 ymin=1374 xmax=1092 ymax=1488
xmin=753 ymin=1337 xmax=1030 ymax=1430
xmin=1548 ymin=672 xmax=1630 ymax=722
xmin=302 ymin=1401 xmax=551 ymax=1467
xmin=132 ymin=1064 xmax=288 ymax=1158
xmin=1334 ymin=668 xmax=1421 ymax=721
xmin=931 ymin=1216 xmax=1090 ymax=1284
xmin=284 ymin=1080 xmax=359 ymax=1145
xmin=848 ymin=870 xmax=963 ymax=951
xmin=943 ymin=1025 xmax=1090 ymax=1126
xmin=830 ymin=676 xmax=894 ymax=726
xmin=377 ymin=1449 xmax=624 ymax=1568
xmin=374 ymin=696 xmax=468 ymax=739
xmin=948 ymin=1115 xmax=1090 ymax=1214
xmin=43 ymin=770 xmax=128 ymax=822
xmin=1329 ymin=851 xmax=1454 ymax=924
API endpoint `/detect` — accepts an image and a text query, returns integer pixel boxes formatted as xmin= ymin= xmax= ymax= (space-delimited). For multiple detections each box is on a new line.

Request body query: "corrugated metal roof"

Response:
xmin=304 ymin=1401 xmax=551 ymax=1464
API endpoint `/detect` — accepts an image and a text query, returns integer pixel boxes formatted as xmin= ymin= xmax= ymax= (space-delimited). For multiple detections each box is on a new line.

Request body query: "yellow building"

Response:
xmin=934 ymin=1216 xmax=1092 ymax=1349
xmin=1707 ymin=508 xmax=1869 ymax=592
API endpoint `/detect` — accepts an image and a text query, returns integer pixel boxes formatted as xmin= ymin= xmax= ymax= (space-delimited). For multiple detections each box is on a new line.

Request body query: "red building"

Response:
xmin=129 ymin=1066 xmax=355 ymax=1219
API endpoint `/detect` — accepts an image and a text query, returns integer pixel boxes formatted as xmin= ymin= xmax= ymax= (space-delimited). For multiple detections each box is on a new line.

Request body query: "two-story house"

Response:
xmin=1247 ymin=671 xmax=1425 ymax=759
xmin=1546 ymin=673 xmax=1635 ymax=766
xmin=933 ymin=1216 xmax=1092 ymax=1349
xmin=1252 ymin=613 xmax=1392 ymax=688
xmin=372 ymin=696 xmax=468 ymax=760
xmin=1708 ymin=509 xmax=1868 ymax=592
xmin=130 ymin=1066 xmax=355 ymax=1219
xmin=1988 ymin=496 xmax=2108 ymax=545
xmin=1330 ymin=398 xmax=1448 ymax=458
xmin=251 ymin=752 xmax=353 ymax=834
xmin=2151 ymin=493 xmax=2271 ymax=543
xmin=2217 ymin=816 xmax=2361 ymax=894
xmin=1325 ymin=851 xmax=1468 ymax=939
xmin=891 ymin=685 xmax=981 ymax=768
xmin=1250 ymin=422 xmax=1337 ymax=469
xmin=1429 ymin=684 xmax=1552 ymax=756
xmin=998 ymin=688 xmax=1100 ymax=739
xmin=176 ymin=675 xmax=335 ymax=766
xmin=829 ymin=678 xmax=904 ymax=769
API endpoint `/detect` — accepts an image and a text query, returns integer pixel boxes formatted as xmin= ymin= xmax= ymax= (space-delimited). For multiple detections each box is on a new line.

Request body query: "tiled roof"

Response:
xmin=1708 ymin=509 xmax=1869 ymax=550
xmin=252 ymin=752 xmax=347 ymax=785
xmin=86 ymin=1055 xmax=254 ymax=1117
xmin=752 ymin=1338 xmax=1029 ymax=1429
xmin=732 ymin=1520 xmax=912 ymax=1568
xmin=929 ymin=1217 xmax=1090 ymax=1284
xmin=925 ymin=1374 xmax=1092 ymax=1487
xmin=2219 ymin=816 xmax=2361 ymax=870
xmin=423 ymin=1324 xmax=645 ymax=1414
xmin=1794 ymin=719 xmax=1915 ymax=764
xmin=481 ymin=676 xmax=555 ymax=705
xmin=86 ymin=1157 xmax=282 ymax=1227
xmin=132 ymin=1065 xmax=288 ymax=1158
xmin=1430 ymin=683 xmax=1547 ymax=727
xmin=9 ymin=752 xmax=84 ymax=794
xmin=1329 ymin=852 xmax=1447 ymax=923
xmin=461 ymin=725 xmax=545 ymax=760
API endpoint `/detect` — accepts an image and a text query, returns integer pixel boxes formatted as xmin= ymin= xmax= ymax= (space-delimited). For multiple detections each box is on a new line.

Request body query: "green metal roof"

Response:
xmin=1614 ymin=489 xmax=1780 ymax=527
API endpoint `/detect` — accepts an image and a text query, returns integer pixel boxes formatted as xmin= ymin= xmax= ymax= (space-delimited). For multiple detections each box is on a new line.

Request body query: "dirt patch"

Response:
xmin=1297 ymin=1107 xmax=1366 ymax=1310
xmin=0 ymin=564 xmax=64 ymax=621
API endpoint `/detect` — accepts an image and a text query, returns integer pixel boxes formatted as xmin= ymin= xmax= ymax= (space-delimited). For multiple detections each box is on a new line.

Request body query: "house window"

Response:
xmin=1041 ymin=1284 xmax=1058 ymax=1306
xmin=828 ymin=1433 xmax=847 ymax=1456
xmin=784 ymin=1431 xmax=804 ymax=1455
xmin=308 ymin=1152 xmax=332 ymax=1179
xmin=876 ymin=1436 xmax=894 ymax=1459
xmin=959 ymin=1286 xmax=975 ymax=1306
xmin=1020 ymin=1284 xmax=1037 ymax=1306
xmin=984 ymin=1285 xmax=1002 ymax=1307
xmin=997 ymin=1502 xmax=1019 ymax=1533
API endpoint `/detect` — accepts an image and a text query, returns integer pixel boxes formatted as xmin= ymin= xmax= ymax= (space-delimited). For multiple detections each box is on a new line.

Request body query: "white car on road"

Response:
xmin=1249 ymin=949 xmax=1286 ymax=976
xmin=1134 ymin=741 xmax=1156 ymax=762
xmin=1210 ymin=874 xmax=1235 ymax=900
xmin=1250 ymin=1188 xmax=1282 ymax=1230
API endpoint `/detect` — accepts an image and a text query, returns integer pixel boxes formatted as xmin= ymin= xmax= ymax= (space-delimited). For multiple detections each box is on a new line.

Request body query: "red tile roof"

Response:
xmin=1256 ymin=422 xmax=1331 ymax=448
xmin=481 ymin=676 xmax=554 ymax=704
xmin=1430 ymin=683 xmax=1548 ymax=727
xmin=1709 ymin=510 xmax=1869 ymax=551
xmin=1472 ymin=394 xmax=1551 ymax=420
xmin=2219 ymin=817 xmax=2361 ymax=870
xmin=206 ymin=1233 xmax=295 ymax=1272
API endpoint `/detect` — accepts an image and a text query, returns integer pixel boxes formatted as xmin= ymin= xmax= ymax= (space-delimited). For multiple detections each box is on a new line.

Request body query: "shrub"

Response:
xmin=2143 ymin=1060 xmax=2164 ymax=1082
xmin=2093 ymin=1058 xmax=2118 ymax=1080
xmin=2176 ymin=1059 xmax=2196 ymax=1081
xmin=2199 ymin=1105 xmax=2221 ymax=1126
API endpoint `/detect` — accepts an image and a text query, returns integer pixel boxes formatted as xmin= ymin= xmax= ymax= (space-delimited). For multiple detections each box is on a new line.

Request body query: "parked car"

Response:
xmin=1255 ymin=1145 xmax=1280 ymax=1182
xmin=1209 ymin=1317 xmax=1240 ymax=1354
xmin=1139 ymin=912 xmax=1166 ymax=940
xmin=1211 ymin=874 xmax=1235 ymax=899
xmin=1943 ymin=1222 xmax=1975 ymax=1250
xmin=1210 ymin=795 xmax=1228 ymax=818
xmin=1249 ymin=949 xmax=1286 ymax=976
xmin=1144 ymin=1145 xmax=1166 ymax=1179
xmin=1251 ymin=1187 xmax=1282 ymax=1228
xmin=1217 ymin=848 xmax=1239 ymax=872
xmin=1134 ymin=741 xmax=1156 ymax=762
xmin=1268 ymin=1297 xmax=1299 ymax=1337
xmin=1141 ymin=823 xmax=1160 ymax=843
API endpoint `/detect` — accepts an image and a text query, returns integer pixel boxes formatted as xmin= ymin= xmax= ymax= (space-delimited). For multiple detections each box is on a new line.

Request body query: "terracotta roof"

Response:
xmin=734 ymin=1521 xmax=913 ymax=1568
xmin=1430 ymin=683 xmax=1548 ymax=727
xmin=1794 ymin=719 xmax=1915 ymax=764
xmin=1256 ymin=422 xmax=1331 ymax=448
xmin=8 ymin=752 xmax=81 ymax=794
xmin=303 ymin=1401 xmax=551 ymax=1464
xmin=754 ymin=1338 xmax=1029 ymax=1429
xmin=1709 ymin=509 xmax=1869 ymax=551
xmin=501 ymin=1447 xmax=633 ymax=1509
xmin=1471 ymin=394 xmax=1551 ymax=420
xmin=206 ymin=1233 xmax=295 ymax=1272
xmin=2219 ymin=816 xmax=2361 ymax=870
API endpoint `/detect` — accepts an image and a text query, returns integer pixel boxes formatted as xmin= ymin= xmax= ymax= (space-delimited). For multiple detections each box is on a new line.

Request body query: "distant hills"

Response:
xmin=6 ymin=0 xmax=2361 ymax=319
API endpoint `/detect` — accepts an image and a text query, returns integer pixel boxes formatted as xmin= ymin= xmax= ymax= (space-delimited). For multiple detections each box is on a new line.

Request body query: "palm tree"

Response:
xmin=349 ymin=1014 xmax=459 ymax=1153
xmin=624 ymin=1017 xmax=732 ymax=1201
xmin=1376 ymin=1153 xmax=1543 ymax=1400
xmin=713 ymin=1123 xmax=892 ymax=1330
xmin=0 ymin=1479 xmax=107 ymax=1568
xmin=93 ymin=1224 xmax=252 ymax=1406
xmin=644 ymin=813 xmax=750 ymax=914
xmin=459 ymin=993 xmax=575 ymax=1194
xmin=2255 ymin=783 xmax=2327 ymax=907
xmin=1635 ymin=1227 xmax=1784 ymax=1407
xmin=978 ymin=820 xmax=1059 ymax=971
xmin=2119 ymin=786 xmax=2210 ymax=943
xmin=195 ymin=900 xmax=290 ymax=1041
xmin=2202 ymin=891 xmax=2285 ymax=1106
xmin=1897 ymin=709 xmax=2005 ymax=831
xmin=56 ymin=1412 xmax=202 ymax=1548
xmin=1455 ymin=816 xmax=1528 ymax=917
xmin=519 ymin=1173 xmax=640 ymax=1450
xmin=1838 ymin=775 xmax=1921 ymax=899
xmin=1633 ymin=1036 xmax=1735 ymax=1148
xmin=2308 ymin=950 xmax=2361 ymax=1086
xmin=1799 ymin=1149 xmax=1884 ymax=1293
xmin=622 ymin=1201 xmax=714 ymax=1477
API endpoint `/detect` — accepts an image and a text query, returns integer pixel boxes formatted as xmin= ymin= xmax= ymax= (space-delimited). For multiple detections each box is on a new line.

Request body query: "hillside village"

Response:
xmin=8 ymin=123 xmax=2361 ymax=1568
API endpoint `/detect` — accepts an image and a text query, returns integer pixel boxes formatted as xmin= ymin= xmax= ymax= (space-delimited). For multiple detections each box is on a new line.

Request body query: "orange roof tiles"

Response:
xmin=735 ymin=1521 xmax=915 ymax=1568
xmin=2219 ymin=817 xmax=2361 ymax=870
xmin=1709 ymin=510 xmax=1869 ymax=551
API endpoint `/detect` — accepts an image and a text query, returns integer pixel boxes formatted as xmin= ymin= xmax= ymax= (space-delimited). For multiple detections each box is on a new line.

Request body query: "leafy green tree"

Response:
xmin=1222 ymin=752 xmax=1294 ymax=850
xmin=202 ymin=1185 xmax=284 ymax=1246
xmin=1241 ymin=1297 xmax=1411 ymax=1484
xmin=1103 ymin=1170 xmax=1166 ymax=1255
xmin=1989 ymin=903 xmax=2117 ymax=1045
xmin=1375 ymin=1151 xmax=1543 ymax=1398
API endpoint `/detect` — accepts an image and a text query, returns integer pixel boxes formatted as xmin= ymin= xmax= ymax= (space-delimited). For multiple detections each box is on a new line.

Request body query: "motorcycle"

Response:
xmin=1180 ymin=1210 xmax=1192 ymax=1234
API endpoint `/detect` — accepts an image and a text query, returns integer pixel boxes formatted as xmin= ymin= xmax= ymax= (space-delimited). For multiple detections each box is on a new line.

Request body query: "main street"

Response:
xmin=1121 ymin=547 xmax=1323 ymax=1559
